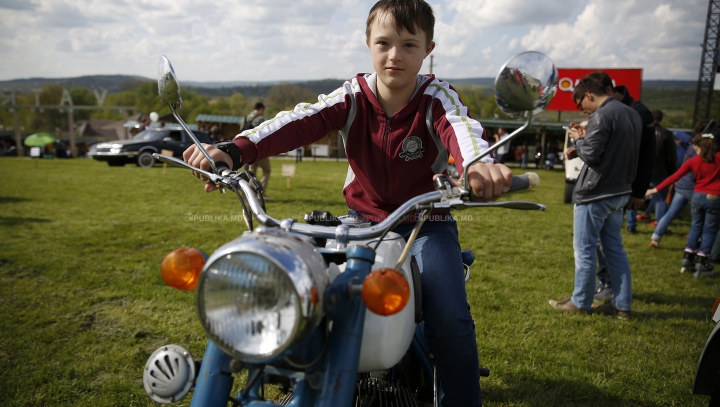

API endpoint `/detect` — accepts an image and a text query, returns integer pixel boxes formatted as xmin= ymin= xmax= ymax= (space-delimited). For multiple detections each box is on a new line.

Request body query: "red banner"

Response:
xmin=547 ymin=68 xmax=643 ymax=112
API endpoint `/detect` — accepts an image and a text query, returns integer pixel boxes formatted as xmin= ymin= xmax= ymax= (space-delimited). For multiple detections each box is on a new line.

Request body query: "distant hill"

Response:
xmin=0 ymin=74 xmax=698 ymax=95
xmin=0 ymin=75 xmax=152 ymax=93
xmin=642 ymin=80 xmax=697 ymax=89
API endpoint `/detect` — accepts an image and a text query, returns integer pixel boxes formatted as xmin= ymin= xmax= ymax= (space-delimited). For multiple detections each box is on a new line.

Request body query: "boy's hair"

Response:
xmin=366 ymin=0 xmax=435 ymax=45
xmin=572 ymin=76 xmax=608 ymax=102
xmin=254 ymin=102 xmax=265 ymax=111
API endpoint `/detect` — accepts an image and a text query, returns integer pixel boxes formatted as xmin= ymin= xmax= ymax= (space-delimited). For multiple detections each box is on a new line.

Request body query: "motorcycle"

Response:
xmin=693 ymin=297 xmax=720 ymax=406
xmin=142 ymin=51 xmax=557 ymax=406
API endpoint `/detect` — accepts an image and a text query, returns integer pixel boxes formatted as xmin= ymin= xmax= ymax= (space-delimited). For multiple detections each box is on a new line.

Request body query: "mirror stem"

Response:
xmin=462 ymin=111 xmax=534 ymax=192
xmin=169 ymin=108 xmax=220 ymax=175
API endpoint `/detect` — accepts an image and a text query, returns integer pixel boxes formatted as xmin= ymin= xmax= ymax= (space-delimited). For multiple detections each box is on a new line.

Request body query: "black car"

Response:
xmin=89 ymin=128 xmax=211 ymax=167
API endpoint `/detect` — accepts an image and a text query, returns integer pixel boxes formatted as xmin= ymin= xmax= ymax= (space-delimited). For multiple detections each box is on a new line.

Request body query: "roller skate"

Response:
xmin=680 ymin=249 xmax=696 ymax=273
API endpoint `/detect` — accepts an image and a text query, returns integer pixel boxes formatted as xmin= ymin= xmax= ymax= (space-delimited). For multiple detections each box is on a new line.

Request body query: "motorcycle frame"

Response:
xmin=189 ymin=245 xmax=436 ymax=407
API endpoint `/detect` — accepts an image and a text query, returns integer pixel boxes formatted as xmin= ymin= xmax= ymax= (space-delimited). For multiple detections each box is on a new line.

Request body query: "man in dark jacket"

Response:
xmin=550 ymin=76 xmax=641 ymax=319
xmin=590 ymin=83 xmax=657 ymax=301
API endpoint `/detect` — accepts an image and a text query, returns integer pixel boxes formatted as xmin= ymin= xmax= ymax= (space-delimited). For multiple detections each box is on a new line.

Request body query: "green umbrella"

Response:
xmin=24 ymin=132 xmax=56 ymax=147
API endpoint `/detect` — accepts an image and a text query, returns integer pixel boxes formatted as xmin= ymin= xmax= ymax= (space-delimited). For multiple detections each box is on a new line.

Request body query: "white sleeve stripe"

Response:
xmin=425 ymin=82 xmax=490 ymax=164
xmin=234 ymin=79 xmax=361 ymax=145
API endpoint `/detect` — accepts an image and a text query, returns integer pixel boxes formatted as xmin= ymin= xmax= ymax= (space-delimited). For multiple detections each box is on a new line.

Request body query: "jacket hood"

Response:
xmin=356 ymin=73 xmax=435 ymax=119
xmin=613 ymin=85 xmax=635 ymax=107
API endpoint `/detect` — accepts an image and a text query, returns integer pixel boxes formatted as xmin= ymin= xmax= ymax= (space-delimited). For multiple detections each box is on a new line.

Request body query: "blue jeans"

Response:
xmin=686 ymin=193 xmax=720 ymax=255
xmin=626 ymin=209 xmax=637 ymax=229
xmin=649 ymin=175 xmax=669 ymax=223
xmin=651 ymin=187 xmax=693 ymax=242
xmin=394 ymin=219 xmax=481 ymax=407
xmin=572 ymin=195 xmax=632 ymax=312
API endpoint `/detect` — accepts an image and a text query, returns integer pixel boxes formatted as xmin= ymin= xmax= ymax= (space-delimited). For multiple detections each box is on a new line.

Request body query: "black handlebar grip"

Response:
xmin=215 ymin=162 xmax=230 ymax=171
xmin=506 ymin=172 xmax=540 ymax=193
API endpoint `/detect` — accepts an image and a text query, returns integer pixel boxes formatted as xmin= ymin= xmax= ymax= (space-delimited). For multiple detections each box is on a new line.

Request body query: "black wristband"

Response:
xmin=214 ymin=141 xmax=242 ymax=171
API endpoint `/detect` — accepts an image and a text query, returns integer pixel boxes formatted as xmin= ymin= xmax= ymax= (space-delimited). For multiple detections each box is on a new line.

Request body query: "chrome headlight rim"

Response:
xmin=196 ymin=229 xmax=328 ymax=363
xmin=196 ymin=252 xmax=302 ymax=362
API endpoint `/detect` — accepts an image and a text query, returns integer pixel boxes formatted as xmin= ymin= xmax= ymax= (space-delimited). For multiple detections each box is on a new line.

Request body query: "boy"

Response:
xmin=185 ymin=1 xmax=511 ymax=405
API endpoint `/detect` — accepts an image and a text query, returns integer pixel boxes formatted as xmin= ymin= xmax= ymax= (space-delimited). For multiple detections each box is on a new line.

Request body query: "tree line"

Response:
xmin=0 ymin=81 xmax=511 ymax=137
xmin=1 ymin=79 xmax=698 ymax=138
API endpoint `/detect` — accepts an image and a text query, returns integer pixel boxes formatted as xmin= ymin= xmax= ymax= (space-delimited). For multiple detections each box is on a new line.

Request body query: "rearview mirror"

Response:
xmin=494 ymin=51 xmax=558 ymax=117
xmin=157 ymin=55 xmax=221 ymax=176
xmin=462 ymin=51 xmax=557 ymax=192
xmin=158 ymin=56 xmax=183 ymax=111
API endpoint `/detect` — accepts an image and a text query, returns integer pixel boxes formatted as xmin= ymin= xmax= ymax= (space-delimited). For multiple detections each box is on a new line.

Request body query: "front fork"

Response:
xmin=317 ymin=245 xmax=375 ymax=407
xmin=190 ymin=340 xmax=234 ymax=407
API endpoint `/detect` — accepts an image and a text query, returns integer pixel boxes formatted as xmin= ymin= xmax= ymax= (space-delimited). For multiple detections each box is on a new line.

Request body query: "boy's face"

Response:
xmin=366 ymin=12 xmax=435 ymax=95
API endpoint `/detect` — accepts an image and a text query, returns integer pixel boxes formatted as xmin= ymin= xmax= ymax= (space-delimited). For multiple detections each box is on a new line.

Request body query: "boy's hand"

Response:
xmin=182 ymin=143 xmax=233 ymax=193
xmin=465 ymin=162 xmax=513 ymax=201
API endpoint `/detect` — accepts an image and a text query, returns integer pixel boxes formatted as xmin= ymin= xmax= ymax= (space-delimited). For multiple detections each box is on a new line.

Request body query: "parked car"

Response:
xmin=88 ymin=128 xmax=211 ymax=168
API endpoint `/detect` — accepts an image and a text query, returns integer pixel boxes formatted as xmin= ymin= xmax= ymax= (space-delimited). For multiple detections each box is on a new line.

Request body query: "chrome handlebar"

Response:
xmin=153 ymin=153 xmax=546 ymax=246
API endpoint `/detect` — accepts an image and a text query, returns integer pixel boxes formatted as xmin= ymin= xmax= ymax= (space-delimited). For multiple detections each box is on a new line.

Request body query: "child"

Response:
xmin=184 ymin=1 xmax=512 ymax=405
xmin=647 ymin=128 xmax=720 ymax=277
xmin=648 ymin=120 xmax=718 ymax=248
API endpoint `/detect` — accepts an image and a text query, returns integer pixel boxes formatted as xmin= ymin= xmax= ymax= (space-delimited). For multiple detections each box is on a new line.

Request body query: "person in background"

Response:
xmin=244 ymin=102 xmax=273 ymax=200
xmin=604 ymin=83 xmax=656 ymax=235
xmin=550 ymin=75 xmax=640 ymax=320
xmin=209 ymin=124 xmax=220 ymax=143
xmin=520 ymin=142 xmax=528 ymax=169
xmin=138 ymin=117 xmax=150 ymax=132
xmin=544 ymin=145 xmax=556 ymax=170
xmin=534 ymin=142 xmax=543 ymax=169
xmin=649 ymin=142 xmax=696 ymax=248
xmin=647 ymin=126 xmax=720 ymax=278
xmin=494 ymin=127 xmax=509 ymax=164
xmin=643 ymin=110 xmax=677 ymax=228
xmin=674 ymin=130 xmax=693 ymax=165
xmin=584 ymin=73 xmax=655 ymax=302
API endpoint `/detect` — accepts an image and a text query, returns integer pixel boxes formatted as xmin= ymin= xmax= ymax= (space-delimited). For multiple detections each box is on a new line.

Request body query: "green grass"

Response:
xmin=0 ymin=157 xmax=717 ymax=407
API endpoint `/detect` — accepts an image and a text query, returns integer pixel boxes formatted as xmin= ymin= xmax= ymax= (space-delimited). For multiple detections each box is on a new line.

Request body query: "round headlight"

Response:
xmin=197 ymin=228 xmax=328 ymax=362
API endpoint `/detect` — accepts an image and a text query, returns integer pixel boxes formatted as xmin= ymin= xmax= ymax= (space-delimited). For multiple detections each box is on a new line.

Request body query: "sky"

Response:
xmin=0 ymin=0 xmax=709 ymax=83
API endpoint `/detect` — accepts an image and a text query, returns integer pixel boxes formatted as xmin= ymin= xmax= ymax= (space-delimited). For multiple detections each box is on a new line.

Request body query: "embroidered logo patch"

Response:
xmin=399 ymin=136 xmax=425 ymax=161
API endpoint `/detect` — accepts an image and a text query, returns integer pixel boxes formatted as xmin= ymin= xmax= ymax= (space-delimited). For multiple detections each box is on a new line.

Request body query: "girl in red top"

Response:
xmin=647 ymin=131 xmax=720 ymax=277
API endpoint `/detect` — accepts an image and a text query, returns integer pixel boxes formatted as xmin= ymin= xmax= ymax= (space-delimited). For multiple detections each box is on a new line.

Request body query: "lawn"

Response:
xmin=0 ymin=157 xmax=717 ymax=407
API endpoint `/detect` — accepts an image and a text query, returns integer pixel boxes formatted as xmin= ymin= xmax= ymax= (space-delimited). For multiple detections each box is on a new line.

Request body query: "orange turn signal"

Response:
xmin=160 ymin=247 xmax=206 ymax=291
xmin=712 ymin=297 xmax=720 ymax=314
xmin=361 ymin=268 xmax=410 ymax=316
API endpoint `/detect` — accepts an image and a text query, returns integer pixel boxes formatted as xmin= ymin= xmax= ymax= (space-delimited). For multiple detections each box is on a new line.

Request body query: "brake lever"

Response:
xmin=152 ymin=154 xmax=229 ymax=186
xmin=447 ymin=201 xmax=546 ymax=211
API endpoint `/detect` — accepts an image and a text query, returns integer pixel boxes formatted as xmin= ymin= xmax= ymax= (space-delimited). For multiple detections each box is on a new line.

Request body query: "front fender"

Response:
xmin=693 ymin=321 xmax=720 ymax=396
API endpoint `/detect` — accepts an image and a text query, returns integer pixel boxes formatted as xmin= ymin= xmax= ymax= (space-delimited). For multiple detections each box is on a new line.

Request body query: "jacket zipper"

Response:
xmin=383 ymin=116 xmax=392 ymax=203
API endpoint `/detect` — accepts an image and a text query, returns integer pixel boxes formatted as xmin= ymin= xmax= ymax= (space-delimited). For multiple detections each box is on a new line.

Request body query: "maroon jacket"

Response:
xmin=232 ymin=73 xmax=493 ymax=222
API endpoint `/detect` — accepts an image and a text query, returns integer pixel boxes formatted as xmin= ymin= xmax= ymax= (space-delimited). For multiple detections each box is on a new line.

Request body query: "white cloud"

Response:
xmin=519 ymin=0 xmax=706 ymax=79
xmin=452 ymin=0 xmax=583 ymax=27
